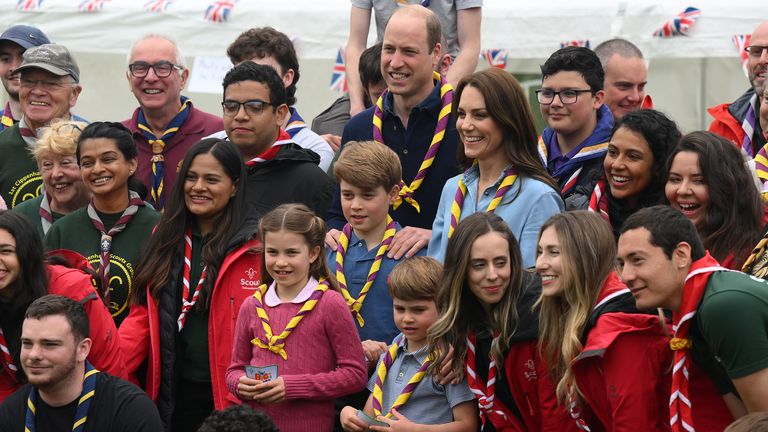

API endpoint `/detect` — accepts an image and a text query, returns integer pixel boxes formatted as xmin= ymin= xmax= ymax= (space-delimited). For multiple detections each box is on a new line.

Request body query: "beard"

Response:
xmin=24 ymin=349 xmax=79 ymax=391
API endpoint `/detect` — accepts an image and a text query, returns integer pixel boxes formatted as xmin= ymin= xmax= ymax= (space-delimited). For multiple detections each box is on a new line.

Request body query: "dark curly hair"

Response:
xmin=226 ymin=27 xmax=299 ymax=106
xmin=611 ymin=109 xmax=681 ymax=205
xmin=664 ymin=131 xmax=764 ymax=265
xmin=540 ymin=46 xmax=604 ymax=92
xmin=222 ymin=61 xmax=287 ymax=109
xmin=197 ymin=405 xmax=278 ymax=432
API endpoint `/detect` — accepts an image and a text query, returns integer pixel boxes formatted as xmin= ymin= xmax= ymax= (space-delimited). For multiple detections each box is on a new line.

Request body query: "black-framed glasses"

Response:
xmin=745 ymin=45 xmax=768 ymax=57
xmin=221 ymin=99 xmax=274 ymax=116
xmin=535 ymin=89 xmax=594 ymax=105
xmin=128 ymin=61 xmax=183 ymax=78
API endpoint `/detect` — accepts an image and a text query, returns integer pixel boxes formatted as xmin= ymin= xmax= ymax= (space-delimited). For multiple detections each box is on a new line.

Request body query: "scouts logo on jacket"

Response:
xmin=524 ymin=359 xmax=537 ymax=381
xmin=240 ymin=267 xmax=260 ymax=289
xmin=87 ymin=253 xmax=133 ymax=318
xmin=9 ymin=171 xmax=42 ymax=207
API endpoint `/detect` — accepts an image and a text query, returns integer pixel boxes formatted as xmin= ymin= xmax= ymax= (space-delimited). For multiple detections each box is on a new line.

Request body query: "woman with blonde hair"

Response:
xmin=535 ymin=211 xmax=670 ymax=430
xmin=13 ymin=120 xmax=90 ymax=237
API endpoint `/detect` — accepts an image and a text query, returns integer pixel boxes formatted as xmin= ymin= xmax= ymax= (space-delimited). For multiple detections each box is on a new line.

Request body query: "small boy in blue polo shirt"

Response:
xmin=340 ymin=257 xmax=477 ymax=431
xmin=327 ymin=140 xmax=425 ymax=366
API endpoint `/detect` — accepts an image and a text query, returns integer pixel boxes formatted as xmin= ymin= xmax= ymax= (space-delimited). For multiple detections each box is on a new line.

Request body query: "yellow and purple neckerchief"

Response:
xmin=251 ymin=279 xmax=330 ymax=360
xmin=0 ymin=102 xmax=15 ymax=130
xmin=370 ymin=334 xmax=432 ymax=418
xmin=372 ymin=71 xmax=453 ymax=212
xmin=137 ymin=96 xmax=192 ymax=210
xmin=448 ymin=165 xmax=518 ymax=238
xmin=25 ymin=362 xmax=99 ymax=432
xmin=335 ymin=215 xmax=397 ymax=326
xmin=741 ymin=94 xmax=758 ymax=157
xmin=537 ymin=135 xmax=609 ymax=196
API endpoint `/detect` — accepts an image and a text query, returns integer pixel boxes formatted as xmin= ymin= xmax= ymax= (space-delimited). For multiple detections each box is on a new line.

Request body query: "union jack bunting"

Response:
xmin=78 ymin=0 xmax=108 ymax=12
xmin=330 ymin=47 xmax=347 ymax=93
xmin=560 ymin=40 xmax=591 ymax=49
xmin=204 ymin=0 xmax=236 ymax=23
xmin=483 ymin=49 xmax=508 ymax=69
xmin=653 ymin=7 xmax=701 ymax=37
xmin=733 ymin=34 xmax=752 ymax=78
xmin=17 ymin=0 xmax=43 ymax=11
xmin=144 ymin=0 xmax=174 ymax=12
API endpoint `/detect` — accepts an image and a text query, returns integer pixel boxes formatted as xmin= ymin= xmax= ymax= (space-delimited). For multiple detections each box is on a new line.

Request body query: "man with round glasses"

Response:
xmin=0 ymin=43 xmax=82 ymax=209
xmin=537 ymin=46 xmax=613 ymax=210
xmin=708 ymin=21 xmax=768 ymax=157
xmin=122 ymin=35 xmax=222 ymax=210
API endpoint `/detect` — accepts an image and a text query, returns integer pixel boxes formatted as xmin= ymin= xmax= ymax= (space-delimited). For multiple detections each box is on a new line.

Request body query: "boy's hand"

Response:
xmin=371 ymin=409 xmax=415 ymax=431
xmin=363 ymin=340 xmax=388 ymax=368
xmin=252 ymin=376 xmax=286 ymax=404
xmin=236 ymin=375 xmax=260 ymax=400
xmin=386 ymin=227 xmax=431 ymax=259
xmin=340 ymin=406 xmax=371 ymax=432
xmin=325 ymin=229 xmax=342 ymax=251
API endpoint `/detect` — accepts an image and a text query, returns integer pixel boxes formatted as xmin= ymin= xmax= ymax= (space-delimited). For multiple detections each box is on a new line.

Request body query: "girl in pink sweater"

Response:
xmin=226 ymin=204 xmax=367 ymax=431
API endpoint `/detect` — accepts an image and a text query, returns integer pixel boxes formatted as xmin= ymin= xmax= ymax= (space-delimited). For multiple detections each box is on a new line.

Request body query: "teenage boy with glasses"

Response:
xmin=122 ymin=35 xmax=222 ymax=210
xmin=222 ymin=62 xmax=333 ymax=218
xmin=537 ymin=46 xmax=614 ymax=210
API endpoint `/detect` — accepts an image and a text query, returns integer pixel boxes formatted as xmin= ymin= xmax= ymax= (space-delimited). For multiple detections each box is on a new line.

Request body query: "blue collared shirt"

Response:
xmin=428 ymin=166 xmax=564 ymax=267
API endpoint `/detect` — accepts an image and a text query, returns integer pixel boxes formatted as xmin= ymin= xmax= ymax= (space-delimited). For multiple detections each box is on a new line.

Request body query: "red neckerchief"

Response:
xmin=669 ymin=253 xmax=726 ymax=432
xmin=588 ymin=179 xmax=609 ymax=223
xmin=466 ymin=331 xmax=518 ymax=427
xmin=245 ymin=129 xmax=291 ymax=166
xmin=177 ymin=225 xmax=207 ymax=331
xmin=0 ymin=327 xmax=18 ymax=382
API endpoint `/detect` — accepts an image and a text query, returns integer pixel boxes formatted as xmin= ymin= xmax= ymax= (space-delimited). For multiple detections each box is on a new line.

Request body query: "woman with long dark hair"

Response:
xmin=119 ymin=138 xmax=261 ymax=431
xmin=0 ymin=210 xmax=123 ymax=402
xmin=44 ymin=122 xmax=160 ymax=326
xmin=429 ymin=68 xmax=563 ymax=267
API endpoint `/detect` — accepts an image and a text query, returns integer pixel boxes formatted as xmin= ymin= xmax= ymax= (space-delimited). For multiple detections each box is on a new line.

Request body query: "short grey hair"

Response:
xmin=593 ymin=38 xmax=643 ymax=69
xmin=127 ymin=34 xmax=186 ymax=69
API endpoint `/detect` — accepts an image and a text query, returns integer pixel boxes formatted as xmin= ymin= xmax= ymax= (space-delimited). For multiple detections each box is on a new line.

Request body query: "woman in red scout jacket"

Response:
xmin=588 ymin=109 xmax=680 ymax=239
xmin=665 ymin=132 xmax=766 ymax=271
xmin=535 ymin=211 xmax=671 ymax=431
xmin=0 ymin=210 xmax=123 ymax=402
xmin=118 ymin=139 xmax=261 ymax=431
xmin=428 ymin=212 xmax=576 ymax=432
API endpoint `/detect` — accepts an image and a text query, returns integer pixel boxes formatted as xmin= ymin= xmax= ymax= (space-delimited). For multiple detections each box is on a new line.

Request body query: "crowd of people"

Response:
xmin=0 ymin=1 xmax=767 ymax=431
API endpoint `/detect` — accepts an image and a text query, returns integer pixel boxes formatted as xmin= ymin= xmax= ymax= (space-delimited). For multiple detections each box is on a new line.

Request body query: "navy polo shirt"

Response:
xmin=328 ymin=85 xmax=461 ymax=230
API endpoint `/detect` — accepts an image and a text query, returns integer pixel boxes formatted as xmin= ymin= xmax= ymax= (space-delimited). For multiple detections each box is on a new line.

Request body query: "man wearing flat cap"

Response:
xmin=0 ymin=25 xmax=50 ymax=131
xmin=0 ymin=43 xmax=82 ymax=208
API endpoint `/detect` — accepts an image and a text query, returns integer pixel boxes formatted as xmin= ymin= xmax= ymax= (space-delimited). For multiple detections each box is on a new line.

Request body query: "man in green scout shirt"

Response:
xmin=618 ymin=205 xmax=768 ymax=430
xmin=0 ymin=43 xmax=82 ymax=208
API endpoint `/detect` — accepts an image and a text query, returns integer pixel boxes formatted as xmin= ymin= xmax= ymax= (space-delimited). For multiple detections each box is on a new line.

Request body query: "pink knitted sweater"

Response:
xmin=226 ymin=288 xmax=367 ymax=431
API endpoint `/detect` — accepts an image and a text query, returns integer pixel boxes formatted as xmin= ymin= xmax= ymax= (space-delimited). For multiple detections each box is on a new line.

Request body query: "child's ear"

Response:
xmin=388 ymin=184 xmax=401 ymax=205
xmin=308 ymin=245 xmax=321 ymax=264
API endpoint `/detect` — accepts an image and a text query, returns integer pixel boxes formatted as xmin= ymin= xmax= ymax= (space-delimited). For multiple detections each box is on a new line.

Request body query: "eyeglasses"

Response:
xmin=221 ymin=99 xmax=274 ymax=117
xmin=535 ymin=89 xmax=594 ymax=105
xmin=128 ymin=61 xmax=183 ymax=78
xmin=744 ymin=45 xmax=768 ymax=58
xmin=20 ymin=78 xmax=76 ymax=91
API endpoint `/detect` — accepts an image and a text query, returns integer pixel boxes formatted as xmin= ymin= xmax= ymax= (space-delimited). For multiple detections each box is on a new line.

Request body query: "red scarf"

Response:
xmin=245 ymin=129 xmax=291 ymax=166
xmin=466 ymin=331 xmax=518 ymax=428
xmin=587 ymin=179 xmax=609 ymax=223
xmin=177 ymin=226 xmax=207 ymax=331
xmin=670 ymin=253 xmax=726 ymax=432
xmin=0 ymin=328 xmax=18 ymax=383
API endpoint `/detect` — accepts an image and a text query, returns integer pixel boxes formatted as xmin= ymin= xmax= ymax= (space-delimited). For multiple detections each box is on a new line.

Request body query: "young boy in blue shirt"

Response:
xmin=340 ymin=256 xmax=477 ymax=431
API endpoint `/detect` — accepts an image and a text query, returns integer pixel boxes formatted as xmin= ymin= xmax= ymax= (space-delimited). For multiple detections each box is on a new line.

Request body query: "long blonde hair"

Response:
xmin=427 ymin=213 xmax=524 ymax=376
xmin=534 ymin=211 xmax=617 ymax=404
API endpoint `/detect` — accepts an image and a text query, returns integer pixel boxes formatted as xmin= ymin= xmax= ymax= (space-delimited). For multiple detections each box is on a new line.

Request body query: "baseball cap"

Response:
xmin=0 ymin=25 xmax=50 ymax=50
xmin=15 ymin=44 xmax=80 ymax=83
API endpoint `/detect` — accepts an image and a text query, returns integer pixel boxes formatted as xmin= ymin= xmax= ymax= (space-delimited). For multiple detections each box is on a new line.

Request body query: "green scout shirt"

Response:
xmin=12 ymin=195 xmax=64 ymax=239
xmin=0 ymin=124 xmax=41 ymax=208
xmin=44 ymin=205 xmax=160 ymax=327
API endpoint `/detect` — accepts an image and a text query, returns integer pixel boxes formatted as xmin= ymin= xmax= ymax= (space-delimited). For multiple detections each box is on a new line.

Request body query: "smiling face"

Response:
xmin=381 ymin=11 xmax=440 ymax=105
xmin=665 ymin=151 xmax=710 ymax=229
xmin=38 ymin=150 xmax=88 ymax=213
xmin=0 ymin=41 xmax=25 ymax=100
xmin=617 ymin=227 xmax=687 ymax=310
xmin=603 ymin=54 xmax=647 ymax=119
xmin=540 ymin=71 xmax=603 ymax=146
xmin=467 ymin=231 xmax=511 ymax=309
xmin=604 ymin=126 xmax=654 ymax=202
xmin=0 ymin=228 xmax=20 ymax=301
xmin=19 ymin=68 xmax=81 ymax=131
xmin=536 ymin=226 xmax=564 ymax=297
xmin=78 ymin=137 xmax=137 ymax=200
xmin=339 ymin=180 xmax=397 ymax=241
xmin=20 ymin=314 xmax=89 ymax=391
xmin=456 ymin=85 xmax=506 ymax=163
xmin=264 ymin=230 xmax=320 ymax=298
xmin=392 ymin=297 xmax=438 ymax=351
xmin=223 ymin=80 xmax=286 ymax=161
xmin=184 ymin=152 xmax=236 ymax=234
xmin=748 ymin=22 xmax=768 ymax=94
xmin=127 ymin=37 xmax=188 ymax=113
